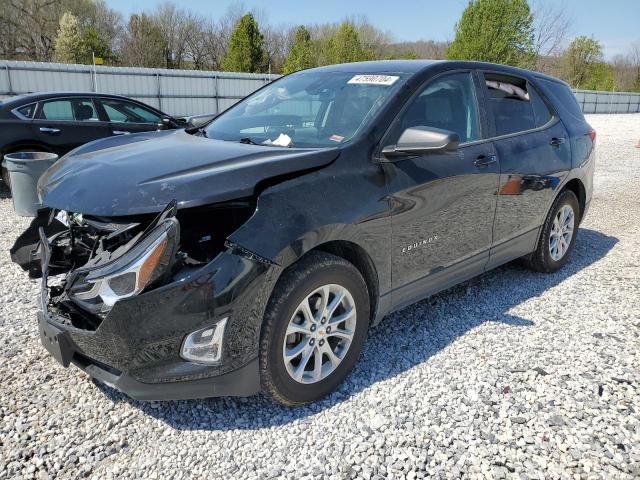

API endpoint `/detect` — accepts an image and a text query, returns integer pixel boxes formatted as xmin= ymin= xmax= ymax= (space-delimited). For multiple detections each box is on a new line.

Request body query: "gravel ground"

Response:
xmin=1 ymin=114 xmax=639 ymax=480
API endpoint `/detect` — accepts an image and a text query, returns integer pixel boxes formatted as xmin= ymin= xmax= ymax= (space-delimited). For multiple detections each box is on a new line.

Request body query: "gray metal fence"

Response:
xmin=0 ymin=60 xmax=276 ymax=116
xmin=2 ymin=60 xmax=639 ymax=116
xmin=573 ymin=89 xmax=640 ymax=114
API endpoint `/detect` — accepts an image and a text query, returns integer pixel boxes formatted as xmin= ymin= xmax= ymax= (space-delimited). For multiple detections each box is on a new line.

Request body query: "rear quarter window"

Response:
xmin=529 ymin=86 xmax=553 ymax=127
xmin=16 ymin=103 xmax=37 ymax=119
xmin=537 ymin=78 xmax=584 ymax=122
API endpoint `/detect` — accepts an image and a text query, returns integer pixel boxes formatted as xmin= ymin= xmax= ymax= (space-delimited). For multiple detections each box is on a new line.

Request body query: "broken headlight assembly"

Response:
xmin=66 ymin=218 xmax=180 ymax=314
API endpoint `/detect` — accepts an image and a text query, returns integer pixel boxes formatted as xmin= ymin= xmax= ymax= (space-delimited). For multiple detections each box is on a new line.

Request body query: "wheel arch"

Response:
xmin=561 ymin=178 xmax=586 ymax=223
xmin=312 ymin=240 xmax=380 ymax=325
xmin=265 ymin=238 xmax=381 ymax=327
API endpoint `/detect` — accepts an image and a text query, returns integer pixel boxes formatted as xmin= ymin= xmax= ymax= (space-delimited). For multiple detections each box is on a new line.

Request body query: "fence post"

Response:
xmin=156 ymin=73 xmax=162 ymax=111
xmin=4 ymin=64 xmax=12 ymax=95
xmin=609 ymin=93 xmax=613 ymax=113
xmin=214 ymin=75 xmax=219 ymax=114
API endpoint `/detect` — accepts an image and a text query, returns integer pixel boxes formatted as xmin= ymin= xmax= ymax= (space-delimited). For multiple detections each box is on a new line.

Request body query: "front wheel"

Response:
xmin=524 ymin=190 xmax=580 ymax=273
xmin=260 ymin=252 xmax=370 ymax=405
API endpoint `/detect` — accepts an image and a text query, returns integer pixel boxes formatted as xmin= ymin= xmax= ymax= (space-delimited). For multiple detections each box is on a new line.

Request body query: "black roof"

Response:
xmin=0 ymin=92 xmax=160 ymax=109
xmin=305 ymin=60 xmax=443 ymax=74
xmin=302 ymin=59 xmax=567 ymax=85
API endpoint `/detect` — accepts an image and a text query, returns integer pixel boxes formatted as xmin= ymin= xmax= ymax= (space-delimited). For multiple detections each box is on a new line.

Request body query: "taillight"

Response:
xmin=589 ymin=129 xmax=596 ymax=142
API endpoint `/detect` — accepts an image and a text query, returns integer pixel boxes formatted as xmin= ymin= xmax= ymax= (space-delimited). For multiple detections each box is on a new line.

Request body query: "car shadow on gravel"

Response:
xmin=93 ymin=227 xmax=617 ymax=431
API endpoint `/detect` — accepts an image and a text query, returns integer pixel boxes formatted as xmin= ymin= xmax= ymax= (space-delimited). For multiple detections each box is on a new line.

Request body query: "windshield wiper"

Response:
xmin=239 ymin=137 xmax=259 ymax=145
xmin=185 ymin=125 xmax=208 ymax=137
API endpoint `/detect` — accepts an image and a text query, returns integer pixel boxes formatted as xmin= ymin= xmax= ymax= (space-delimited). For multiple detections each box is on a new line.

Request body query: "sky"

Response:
xmin=106 ymin=0 xmax=640 ymax=59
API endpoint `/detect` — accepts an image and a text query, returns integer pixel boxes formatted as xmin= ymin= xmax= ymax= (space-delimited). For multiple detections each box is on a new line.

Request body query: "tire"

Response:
xmin=260 ymin=251 xmax=370 ymax=406
xmin=523 ymin=189 xmax=580 ymax=273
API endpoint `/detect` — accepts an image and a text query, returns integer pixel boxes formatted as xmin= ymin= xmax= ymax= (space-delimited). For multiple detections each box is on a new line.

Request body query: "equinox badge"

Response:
xmin=401 ymin=235 xmax=439 ymax=254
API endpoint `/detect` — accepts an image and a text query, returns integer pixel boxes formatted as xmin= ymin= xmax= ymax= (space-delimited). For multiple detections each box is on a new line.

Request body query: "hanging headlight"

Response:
xmin=68 ymin=218 xmax=179 ymax=314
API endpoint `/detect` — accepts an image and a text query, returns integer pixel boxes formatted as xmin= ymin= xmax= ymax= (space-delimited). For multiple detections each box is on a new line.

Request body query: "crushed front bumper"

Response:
xmin=38 ymin=308 xmax=259 ymax=400
xmin=35 ymin=233 xmax=280 ymax=401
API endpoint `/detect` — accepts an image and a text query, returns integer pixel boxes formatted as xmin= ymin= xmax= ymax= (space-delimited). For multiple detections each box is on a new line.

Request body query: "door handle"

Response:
xmin=39 ymin=127 xmax=60 ymax=134
xmin=549 ymin=137 xmax=565 ymax=147
xmin=112 ymin=130 xmax=131 ymax=135
xmin=474 ymin=154 xmax=497 ymax=167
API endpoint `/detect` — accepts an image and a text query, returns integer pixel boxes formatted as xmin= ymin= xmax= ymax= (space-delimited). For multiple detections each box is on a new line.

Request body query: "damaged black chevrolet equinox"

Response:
xmin=11 ymin=61 xmax=595 ymax=405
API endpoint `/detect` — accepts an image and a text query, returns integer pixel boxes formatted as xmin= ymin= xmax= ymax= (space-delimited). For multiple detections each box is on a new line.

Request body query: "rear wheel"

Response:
xmin=260 ymin=252 xmax=369 ymax=405
xmin=524 ymin=190 xmax=580 ymax=273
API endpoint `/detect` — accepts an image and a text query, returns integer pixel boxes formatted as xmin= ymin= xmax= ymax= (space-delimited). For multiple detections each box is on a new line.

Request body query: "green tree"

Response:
xmin=389 ymin=51 xmax=420 ymax=60
xmin=54 ymin=11 xmax=115 ymax=65
xmin=221 ymin=13 xmax=265 ymax=73
xmin=82 ymin=26 xmax=115 ymax=63
xmin=283 ymin=26 xmax=316 ymax=74
xmin=562 ymin=36 xmax=611 ymax=89
xmin=582 ymin=62 xmax=614 ymax=91
xmin=54 ymin=12 xmax=85 ymax=63
xmin=325 ymin=22 xmax=372 ymax=64
xmin=446 ymin=0 xmax=535 ymax=68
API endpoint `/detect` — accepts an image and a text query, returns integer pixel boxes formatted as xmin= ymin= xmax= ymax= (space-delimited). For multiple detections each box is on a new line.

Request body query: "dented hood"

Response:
xmin=38 ymin=129 xmax=338 ymax=216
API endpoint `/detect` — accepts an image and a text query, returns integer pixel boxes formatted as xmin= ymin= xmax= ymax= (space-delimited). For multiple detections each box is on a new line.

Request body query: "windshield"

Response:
xmin=205 ymin=71 xmax=407 ymax=148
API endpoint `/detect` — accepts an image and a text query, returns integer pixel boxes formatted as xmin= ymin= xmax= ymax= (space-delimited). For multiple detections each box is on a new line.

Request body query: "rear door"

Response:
xmin=0 ymin=102 xmax=38 ymax=154
xmin=97 ymin=98 xmax=165 ymax=136
xmin=384 ymin=71 xmax=500 ymax=308
xmin=32 ymin=97 xmax=111 ymax=156
xmin=480 ymin=72 xmax=572 ymax=268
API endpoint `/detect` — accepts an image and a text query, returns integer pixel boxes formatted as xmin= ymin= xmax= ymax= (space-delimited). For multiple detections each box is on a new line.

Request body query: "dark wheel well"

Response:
xmin=562 ymin=179 xmax=586 ymax=223
xmin=312 ymin=241 xmax=379 ymax=325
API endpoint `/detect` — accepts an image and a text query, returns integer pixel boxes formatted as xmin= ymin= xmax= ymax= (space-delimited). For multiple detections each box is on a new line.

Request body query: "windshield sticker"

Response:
xmin=329 ymin=134 xmax=345 ymax=142
xmin=348 ymin=75 xmax=399 ymax=86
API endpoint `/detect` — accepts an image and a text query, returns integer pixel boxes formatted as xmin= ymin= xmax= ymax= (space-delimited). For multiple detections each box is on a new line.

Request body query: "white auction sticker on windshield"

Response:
xmin=348 ymin=75 xmax=399 ymax=86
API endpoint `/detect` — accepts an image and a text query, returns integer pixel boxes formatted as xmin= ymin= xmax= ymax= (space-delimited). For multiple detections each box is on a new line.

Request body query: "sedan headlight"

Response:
xmin=68 ymin=218 xmax=179 ymax=314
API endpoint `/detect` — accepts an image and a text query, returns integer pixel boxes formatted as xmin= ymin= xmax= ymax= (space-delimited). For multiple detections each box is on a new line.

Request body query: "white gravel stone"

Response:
xmin=1 ymin=113 xmax=639 ymax=479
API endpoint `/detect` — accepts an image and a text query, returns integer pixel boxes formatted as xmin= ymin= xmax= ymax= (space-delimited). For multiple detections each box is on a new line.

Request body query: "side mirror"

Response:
xmin=382 ymin=126 xmax=460 ymax=158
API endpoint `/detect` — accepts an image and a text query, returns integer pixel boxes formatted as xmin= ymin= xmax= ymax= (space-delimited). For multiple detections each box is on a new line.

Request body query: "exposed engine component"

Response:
xmin=12 ymin=199 xmax=257 ymax=330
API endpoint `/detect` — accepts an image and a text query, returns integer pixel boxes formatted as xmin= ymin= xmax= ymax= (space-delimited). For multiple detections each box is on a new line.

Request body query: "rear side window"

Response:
xmin=538 ymin=78 xmax=585 ymax=122
xmin=40 ymin=99 xmax=99 ymax=121
xmin=484 ymin=74 xmax=535 ymax=136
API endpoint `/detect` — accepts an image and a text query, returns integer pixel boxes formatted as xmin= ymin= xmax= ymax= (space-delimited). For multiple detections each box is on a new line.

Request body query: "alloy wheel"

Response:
xmin=282 ymin=284 xmax=357 ymax=384
xmin=549 ymin=205 xmax=575 ymax=261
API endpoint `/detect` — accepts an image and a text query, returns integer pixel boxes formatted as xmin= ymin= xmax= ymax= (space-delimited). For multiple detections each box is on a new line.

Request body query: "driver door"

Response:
xmin=383 ymin=71 xmax=500 ymax=308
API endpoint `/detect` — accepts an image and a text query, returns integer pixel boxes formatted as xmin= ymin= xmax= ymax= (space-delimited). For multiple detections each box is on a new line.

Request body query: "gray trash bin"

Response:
xmin=3 ymin=152 xmax=58 ymax=216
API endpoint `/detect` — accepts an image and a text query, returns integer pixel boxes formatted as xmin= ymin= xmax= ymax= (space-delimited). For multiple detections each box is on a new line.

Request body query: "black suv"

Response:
xmin=0 ymin=92 xmax=188 ymax=187
xmin=11 ymin=61 xmax=595 ymax=405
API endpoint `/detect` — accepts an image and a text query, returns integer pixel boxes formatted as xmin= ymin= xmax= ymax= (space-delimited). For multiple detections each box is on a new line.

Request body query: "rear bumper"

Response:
xmin=38 ymin=308 xmax=260 ymax=400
